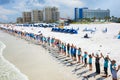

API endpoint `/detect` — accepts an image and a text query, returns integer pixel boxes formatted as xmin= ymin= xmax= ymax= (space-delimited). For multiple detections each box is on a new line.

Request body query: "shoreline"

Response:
xmin=0 ymin=40 xmax=28 ymax=80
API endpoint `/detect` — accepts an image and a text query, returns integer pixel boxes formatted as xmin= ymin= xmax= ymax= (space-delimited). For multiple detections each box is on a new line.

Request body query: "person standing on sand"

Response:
xmin=61 ymin=42 xmax=64 ymax=54
xmin=101 ymin=54 xmax=109 ymax=77
xmin=58 ymin=41 xmax=62 ymax=53
xmin=88 ymin=54 xmax=93 ymax=71
xmin=70 ymin=44 xmax=74 ymax=60
xmin=73 ymin=46 xmax=77 ymax=61
xmin=92 ymin=53 xmax=102 ymax=74
xmin=77 ymin=47 xmax=82 ymax=63
xmin=63 ymin=43 xmax=66 ymax=56
xmin=110 ymin=60 xmax=120 ymax=80
xmin=67 ymin=43 xmax=70 ymax=57
xmin=47 ymin=37 xmax=50 ymax=46
xmin=83 ymin=52 xmax=88 ymax=67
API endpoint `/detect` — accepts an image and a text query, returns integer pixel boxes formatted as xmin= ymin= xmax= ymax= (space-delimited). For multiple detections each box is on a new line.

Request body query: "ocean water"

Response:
xmin=0 ymin=41 xmax=29 ymax=80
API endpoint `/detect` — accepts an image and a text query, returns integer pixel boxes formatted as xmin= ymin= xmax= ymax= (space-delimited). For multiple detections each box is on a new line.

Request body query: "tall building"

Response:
xmin=22 ymin=12 xmax=32 ymax=23
xmin=75 ymin=7 xmax=110 ymax=21
xmin=43 ymin=7 xmax=52 ymax=22
xmin=16 ymin=17 xmax=23 ymax=23
xmin=32 ymin=10 xmax=43 ymax=23
xmin=51 ymin=7 xmax=60 ymax=21
xmin=44 ymin=7 xmax=60 ymax=22
xmin=74 ymin=8 xmax=80 ymax=21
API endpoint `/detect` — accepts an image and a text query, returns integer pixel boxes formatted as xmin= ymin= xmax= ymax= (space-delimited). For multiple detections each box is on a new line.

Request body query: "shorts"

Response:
xmin=111 ymin=69 xmax=117 ymax=79
xmin=89 ymin=63 xmax=92 ymax=65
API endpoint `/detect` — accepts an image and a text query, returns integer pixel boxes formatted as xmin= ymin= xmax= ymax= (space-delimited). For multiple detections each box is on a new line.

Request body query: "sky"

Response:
xmin=0 ymin=0 xmax=120 ymax=23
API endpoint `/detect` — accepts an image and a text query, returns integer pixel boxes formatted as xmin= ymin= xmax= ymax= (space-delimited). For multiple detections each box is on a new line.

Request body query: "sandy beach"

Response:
xmin=0 ymin=23 xmax=120 ymax=80
xmin=0 ymin=30 xmax=79 ymax=80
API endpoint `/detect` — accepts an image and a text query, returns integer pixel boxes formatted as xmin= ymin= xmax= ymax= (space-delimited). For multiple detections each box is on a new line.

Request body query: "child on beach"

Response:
xmin=77 ymin=47 xmax=82 ymax=63
xmin=88 ymin=54 xmax=93 ymax=71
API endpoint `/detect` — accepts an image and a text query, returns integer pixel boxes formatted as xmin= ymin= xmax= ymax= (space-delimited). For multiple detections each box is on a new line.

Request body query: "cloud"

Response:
xmin=0 ymin=6 xmax=16 ymax=14
xmin=1 ymin=0 xmax=120 ymax=22
xmin=12 ymin=0 xmax=84 ymax=19
xmin=81 ymin=0 xmax=120 ymax=17
xmin=0 ymin=6 xmax=17 ymax=20
xmin=0 ymin=15 xmax=8 ymax=20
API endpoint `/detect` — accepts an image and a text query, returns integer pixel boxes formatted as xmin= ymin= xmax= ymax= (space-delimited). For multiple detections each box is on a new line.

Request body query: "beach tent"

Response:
xmin=102 ymin=28 xmax=107 ymax=33
xmin=117 ymin=35 xmax=120 ymax=39
xmin=83 ymin=27 xmax=96 ymax=33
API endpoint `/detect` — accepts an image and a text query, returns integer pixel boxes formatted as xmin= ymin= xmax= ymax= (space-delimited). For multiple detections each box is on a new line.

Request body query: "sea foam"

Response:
xmin=0 ymin=41 xmax=29 ymax=80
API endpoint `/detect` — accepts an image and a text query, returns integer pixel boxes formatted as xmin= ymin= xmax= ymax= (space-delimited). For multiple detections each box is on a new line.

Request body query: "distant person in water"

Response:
xmin=92 ymin=53 xmax=102 ymax=74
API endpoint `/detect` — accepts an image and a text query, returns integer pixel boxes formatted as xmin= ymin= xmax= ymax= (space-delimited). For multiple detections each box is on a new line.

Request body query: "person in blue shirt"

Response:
xmin=61 ymin=43 xmax=64 ymax=54
xmin=83 ymin=52 xmax=88 ymax=67
xmin=110 ymin=60 xmax=120 ymax=80
xmin=70 ymin=44 xmax=74 ymax=60
xmin=63 ymin=43 xmax=66 ymax=56
xmin=88 ymin=54 xmax=92 ymax=71
xmin=77 ymin=47 xmax=82 ymax=63
xmin=73 ymin=46 xmax=77 ymax=61
xmin=101 ymin=53 xmax=109 ymax=77
xmin=51 ymin=37 xmax=55 ymax=47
